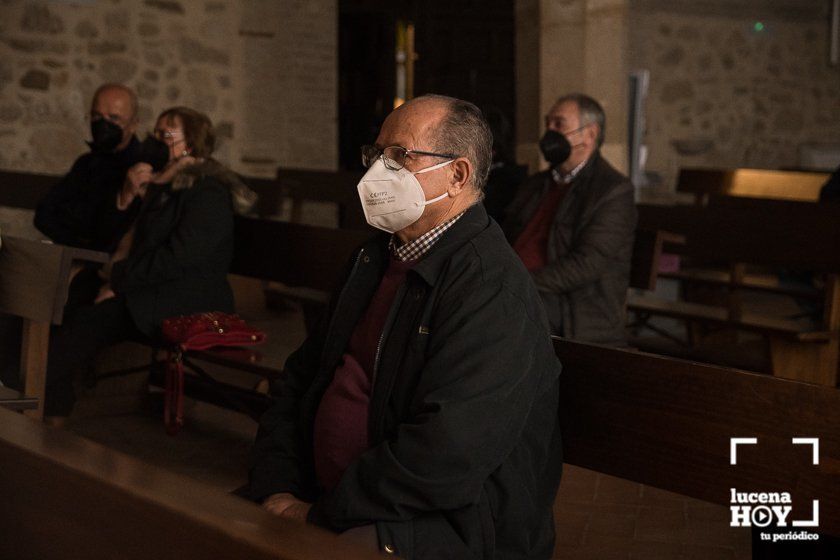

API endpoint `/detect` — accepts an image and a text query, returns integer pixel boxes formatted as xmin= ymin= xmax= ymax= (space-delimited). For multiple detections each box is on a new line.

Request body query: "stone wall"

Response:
xmin=629 ymin=2 xmax=840 ymax=190
xmin=0 ymin=0 xmax=337 ymax=177
xmin=516 ymin=0 xmax=630 ymax=175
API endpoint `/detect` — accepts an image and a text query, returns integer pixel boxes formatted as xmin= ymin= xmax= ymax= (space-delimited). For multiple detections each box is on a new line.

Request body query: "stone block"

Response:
xmin=21 ymin=4 xmax=64 ymax=35
xmin=136 ymin=82 xmax=158 ymax=100
xmin=98 ymin=57 xmax=138 ymax=83
xmin=88 ymin=41 xmax=128 ymax=56
xmin=138 ymin=22 xmax=160 ymax=37
xmin=20 ymin=69 xmax=50 ymax=90
xmin=0 ymin=102 xmax=23 ymax=123
xmin=75 ymin=20 xmax=99 ymax=39
xmin=3 ymin=37 xmax=67 ymax=54
xmin=144 ymin=0 xmax=185 ymax=14
xmin=104 ymin=10 xmax=130 ymax=33
xmin=179 ymin=37 xmax=229 ymax=65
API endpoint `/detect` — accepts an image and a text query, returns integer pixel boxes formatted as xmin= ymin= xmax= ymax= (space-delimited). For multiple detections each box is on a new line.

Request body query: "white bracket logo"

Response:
xmin=729 ymin=437 xmax=820 ymax=529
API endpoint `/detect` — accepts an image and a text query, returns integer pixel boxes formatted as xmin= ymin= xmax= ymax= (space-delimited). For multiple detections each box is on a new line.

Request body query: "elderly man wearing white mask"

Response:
xmin=245 ymin=94 xmax=563 ymax=560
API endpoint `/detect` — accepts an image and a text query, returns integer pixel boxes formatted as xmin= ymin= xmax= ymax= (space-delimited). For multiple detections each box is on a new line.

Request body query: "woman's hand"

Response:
xmin=153 ymin=155 xmax=201 ymax=185
xmin=118 ymin=163 xmax=153 ymax=209
xmin=94 ymin=283 xmax=116 ymax=304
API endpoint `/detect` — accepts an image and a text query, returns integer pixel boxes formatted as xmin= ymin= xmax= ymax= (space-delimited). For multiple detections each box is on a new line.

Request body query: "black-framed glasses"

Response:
xmin=361 ymin=144 xmax=458 ymax=171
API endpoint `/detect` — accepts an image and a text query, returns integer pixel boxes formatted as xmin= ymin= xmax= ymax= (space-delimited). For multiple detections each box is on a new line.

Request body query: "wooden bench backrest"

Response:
xmin=0 ymin=406 xmax=380 ymax=560
xmin=554 ymin=337 xmax=840 ymax=536
xmin=231 ymin=216 xmax=371 ymax=293
xmin=678 ymin=168 xmax=829 ymax=204
xmin=0 ymin=169 xmax=59 ymax=210
xmin=637 ymin=200 xmax=840 ymax=272
xmin=275 ymin=168 xmax=366 ymax=229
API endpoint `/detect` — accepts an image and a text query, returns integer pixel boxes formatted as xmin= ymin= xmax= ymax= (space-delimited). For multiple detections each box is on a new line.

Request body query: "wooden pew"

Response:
xmin=633 ymin=199 xmax=840 ymax=385
xmin=0 ymin=169 xmax=59 ymax=210
xmin=678 ymin=167 xmax=829 ymax=205
xmin=275 ymin=167 xmax=366 ymax=229
xmin=141 ymin=217 xmax=370 ymax=421
xmin=555 ymin=337 xmax=840 ymax=537
xmin=0 ymin=405 xmax=380 ymax=560
xmin=0 ymin=236 xmax=109 ymax=419
xmin=242 ymin=168 xmax=365 ymax=229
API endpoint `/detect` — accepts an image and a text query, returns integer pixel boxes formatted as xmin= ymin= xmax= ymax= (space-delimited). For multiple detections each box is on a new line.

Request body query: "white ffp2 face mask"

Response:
xmin=357 ymin=158 xmax=452 ymax=233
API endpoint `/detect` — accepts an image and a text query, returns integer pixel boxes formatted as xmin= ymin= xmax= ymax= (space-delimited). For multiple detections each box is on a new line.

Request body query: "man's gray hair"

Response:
xmin=418 ymin=94 xmax=493 ymax=193
xmin=554 ymin=93 xmax=606 ymax=147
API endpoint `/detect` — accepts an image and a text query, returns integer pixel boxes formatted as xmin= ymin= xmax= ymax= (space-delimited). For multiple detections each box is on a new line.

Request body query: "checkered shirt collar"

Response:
xmin=551 ymin=157 xmax=588 ymax=185
xmin=389 ymin=211 xmax=466 ymax=262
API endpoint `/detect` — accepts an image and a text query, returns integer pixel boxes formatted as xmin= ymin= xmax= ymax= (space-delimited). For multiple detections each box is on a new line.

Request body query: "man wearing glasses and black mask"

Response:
xmin=246 ymin=94 xmax=563 ymax=560
xmin=34 ymin=83 xmax=144 ymax=253
xmin=503 ymin=93 xmax=637 ymax=346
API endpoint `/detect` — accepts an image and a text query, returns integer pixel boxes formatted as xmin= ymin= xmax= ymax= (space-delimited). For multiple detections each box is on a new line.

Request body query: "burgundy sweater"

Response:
xmin=312 ymin=256 xmax=415 ymax=492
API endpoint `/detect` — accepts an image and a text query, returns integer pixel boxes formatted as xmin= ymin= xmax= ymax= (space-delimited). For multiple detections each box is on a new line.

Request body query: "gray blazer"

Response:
xmin=504 ymin=152 xmax=637 ymax=345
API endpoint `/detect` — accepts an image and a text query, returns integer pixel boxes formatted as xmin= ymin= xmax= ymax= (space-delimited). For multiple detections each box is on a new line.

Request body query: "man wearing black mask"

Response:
xmin=34 ymin=83 xmax=143 ymax=253
xmin=503 ymin=93 xmax=637 ymax=345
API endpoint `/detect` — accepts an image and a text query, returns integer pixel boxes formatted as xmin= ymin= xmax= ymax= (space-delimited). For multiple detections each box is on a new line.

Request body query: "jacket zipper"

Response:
xmin=321 ymin=247 xmax=365 ymax=366
xmin=371 ymin=283 xmax=407 ymax=389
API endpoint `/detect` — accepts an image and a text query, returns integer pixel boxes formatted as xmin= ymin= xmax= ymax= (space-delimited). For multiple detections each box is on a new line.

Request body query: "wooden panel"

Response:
xmin=627 ymin=294 xmax=832 ymax=340
xmin=0 ymin=236 xmax=65 ymax=323
xmin=637 ymin=201 xmax=840 ymax=272
xmin=20 ymin=319 xmax=50 ymax=420
xmin=0 ymin=406 xmax=380 ymax=560
xmin=0 ymin=170 xmax=60 ymax=210
xmin=231 ymin=216 xmax=371 ymax=293
xmin=677 ymin=168 xmax=829 ymax=203
xmin=554 ymin=337 xmax=840 ymax=536
xmin=276 ymin=168 xmax=367 ymax=229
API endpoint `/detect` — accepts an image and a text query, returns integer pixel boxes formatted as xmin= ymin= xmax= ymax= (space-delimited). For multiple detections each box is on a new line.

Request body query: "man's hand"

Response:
xmin=94 ymin=283 xmax=115 ymax=304
xmin=262 ymin=493 xmax=312 ymax=521
xmin=119 ymin=163 xmax=153 ymax=209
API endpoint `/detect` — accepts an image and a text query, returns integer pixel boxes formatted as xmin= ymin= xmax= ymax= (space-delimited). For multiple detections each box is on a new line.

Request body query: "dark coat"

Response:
xmin=503 ymin=153 xmax=637 ymax=346
xmin=34 ymin=137 xmax=142 ymax=252
xmin=249 ymin=204 xmax=563 ymax=560
xmin=110 ymin=162 xmax=236 ymax=337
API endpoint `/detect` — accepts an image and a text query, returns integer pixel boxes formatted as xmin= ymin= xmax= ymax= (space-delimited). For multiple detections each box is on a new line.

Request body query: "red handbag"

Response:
xmin=161 ymin=312 xmax=266 ymax=435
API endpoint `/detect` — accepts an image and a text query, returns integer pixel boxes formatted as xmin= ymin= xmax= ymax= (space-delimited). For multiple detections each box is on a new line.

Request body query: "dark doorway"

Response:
xmin=338 ymin=0 xmax=516 ymax=170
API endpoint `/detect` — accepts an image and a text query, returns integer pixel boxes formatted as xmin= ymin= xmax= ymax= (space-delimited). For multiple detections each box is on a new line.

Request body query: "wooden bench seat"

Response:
xmin=627 ymin=294 xmax=833 ymax=341
xmin=0 ymin=386 xmax=38 ymax=412
xmin=658 ymin=268 xmax=822 ymax=300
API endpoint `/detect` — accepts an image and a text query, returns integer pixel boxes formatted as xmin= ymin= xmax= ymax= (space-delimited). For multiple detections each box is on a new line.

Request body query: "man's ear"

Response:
xmin=585 ymin=123 xmax=600 ymax=147
xmin=448 ymin=158 xmax=473 ymax=195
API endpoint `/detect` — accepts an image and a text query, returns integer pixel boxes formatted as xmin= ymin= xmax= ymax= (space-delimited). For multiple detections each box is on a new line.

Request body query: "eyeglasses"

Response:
xmin=153 ymin=129 xmax=184 ymax=143
xmin=361 ymin=144 xmax=458 ymax=171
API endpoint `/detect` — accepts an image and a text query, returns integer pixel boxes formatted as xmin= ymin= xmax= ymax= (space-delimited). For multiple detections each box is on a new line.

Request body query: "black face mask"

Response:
xmin=137 ymin=135 xmax=171 ymax=172
xmin=88 ymin=118 xmax=124 ymax=153
xmin=539 ymin=130 xmax=572 ymax=167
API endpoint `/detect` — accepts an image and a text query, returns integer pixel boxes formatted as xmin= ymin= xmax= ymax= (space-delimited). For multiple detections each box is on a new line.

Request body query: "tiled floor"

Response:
xmin=554 ymin=465 xmax=752 ymax=559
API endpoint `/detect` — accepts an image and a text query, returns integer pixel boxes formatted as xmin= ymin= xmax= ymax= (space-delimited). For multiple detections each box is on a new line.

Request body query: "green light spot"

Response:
xmin=753 ymin=21 xmax=765 ymax=32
